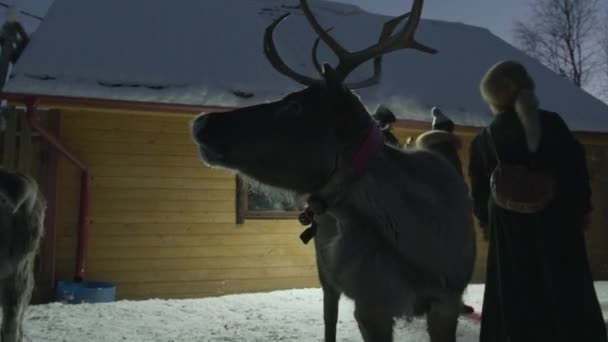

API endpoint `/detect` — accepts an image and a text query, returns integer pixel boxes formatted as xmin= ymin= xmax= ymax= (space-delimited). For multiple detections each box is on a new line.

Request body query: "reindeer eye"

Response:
xmin=276 ymin=101 xmax=303 ymax=117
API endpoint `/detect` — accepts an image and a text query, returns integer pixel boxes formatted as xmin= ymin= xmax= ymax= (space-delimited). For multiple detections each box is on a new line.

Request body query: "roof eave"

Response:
xmin=0 ymin=92 xmax=234 ymax=114
xmin=1 ymin=91 xmax=607 ymax=140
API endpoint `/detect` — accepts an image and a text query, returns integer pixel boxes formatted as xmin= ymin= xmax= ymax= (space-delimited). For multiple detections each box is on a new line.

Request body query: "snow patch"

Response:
xmin=3 ymin=282 xmax=607 ymax=341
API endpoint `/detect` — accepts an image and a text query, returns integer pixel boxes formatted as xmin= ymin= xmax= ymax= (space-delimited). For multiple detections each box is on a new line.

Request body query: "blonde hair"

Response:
xmin=480 ymin=60 xmax=541 ymax=152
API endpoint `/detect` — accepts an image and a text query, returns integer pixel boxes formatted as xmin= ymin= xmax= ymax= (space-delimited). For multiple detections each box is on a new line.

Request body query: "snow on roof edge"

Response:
xmin=4 ymin=0 xmax=608 ymax=133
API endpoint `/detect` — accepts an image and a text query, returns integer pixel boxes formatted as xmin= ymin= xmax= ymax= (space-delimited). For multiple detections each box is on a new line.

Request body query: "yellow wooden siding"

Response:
xmin=54 ymin=110 xmax=608 ymax=300
xmin=55 ymin=110 xmax=318 ymax=300
xmin=392 ymin=126 xmax=608 ymax=282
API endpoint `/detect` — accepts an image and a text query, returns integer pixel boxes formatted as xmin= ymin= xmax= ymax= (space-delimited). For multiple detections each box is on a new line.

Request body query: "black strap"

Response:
xmin=297 ymin=207 xmax=319 ymax=245
xmin=485 ymin=127 xmax=502 ymax=165
xmin=299 ymin=224 xmax=317 ymax=245
xmin=487 ymin=126 xmax=543 ymax=169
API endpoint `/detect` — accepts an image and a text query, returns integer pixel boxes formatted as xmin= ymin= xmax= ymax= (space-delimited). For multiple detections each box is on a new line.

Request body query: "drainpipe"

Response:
xmin=25 ymin=97 xmax=90 ymax=282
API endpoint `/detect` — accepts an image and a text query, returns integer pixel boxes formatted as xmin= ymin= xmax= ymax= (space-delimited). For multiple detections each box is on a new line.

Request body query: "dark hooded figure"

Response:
xmin=469 ymin=60 xmax=606 ymax=341
xmin=415 ymin=106 xmax=464 ymax=176
xmin=372 ymin=105 xmax=400 ymax=147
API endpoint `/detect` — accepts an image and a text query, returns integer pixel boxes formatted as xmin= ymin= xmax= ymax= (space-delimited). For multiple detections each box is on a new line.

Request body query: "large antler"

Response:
xmin=264 ymin=0 xmax=436 ymax=88
xmin=311 ymin=12 xmax=413 ymax=89
xmin=264 ymin=13 xmax=318 ymax=86
xmin=302 ymin=0 xmax=436 ymax=84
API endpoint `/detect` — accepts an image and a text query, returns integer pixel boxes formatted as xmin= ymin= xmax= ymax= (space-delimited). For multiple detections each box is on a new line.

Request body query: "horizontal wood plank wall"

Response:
xmin=393 ymin=125 xmax=608 ymax=282
xmin=55 ymin=109 xmax=317 ymax=300
xmin=54 ymin=110 xmax=608 ymax=299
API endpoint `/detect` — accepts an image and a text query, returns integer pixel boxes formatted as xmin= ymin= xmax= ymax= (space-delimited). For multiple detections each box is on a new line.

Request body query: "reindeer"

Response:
xmin=0 ymin=168 xmax=46 ymax=342
xmin=191 ymin=1 xmax=476 ymax=341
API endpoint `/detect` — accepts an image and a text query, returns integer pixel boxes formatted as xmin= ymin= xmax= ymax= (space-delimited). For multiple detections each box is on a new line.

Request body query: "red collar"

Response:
xmin=302 ymin=124 xmax=384 ymax=220
xmin=351 ymin=125 xmax=384 ymax=176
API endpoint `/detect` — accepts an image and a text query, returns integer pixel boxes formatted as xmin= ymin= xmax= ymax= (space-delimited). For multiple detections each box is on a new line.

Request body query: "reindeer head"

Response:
xmin=192 ymin=0 xmax=435 ymax=194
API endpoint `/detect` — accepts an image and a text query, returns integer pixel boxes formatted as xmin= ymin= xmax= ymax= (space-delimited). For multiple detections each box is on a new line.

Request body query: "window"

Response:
xmin=236 ymin=176 xmax=304 ymax=223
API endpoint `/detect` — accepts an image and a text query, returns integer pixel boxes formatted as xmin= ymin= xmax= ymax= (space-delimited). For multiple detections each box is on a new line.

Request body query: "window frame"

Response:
xmin=235 ymin=176 xmax=300 ymax=224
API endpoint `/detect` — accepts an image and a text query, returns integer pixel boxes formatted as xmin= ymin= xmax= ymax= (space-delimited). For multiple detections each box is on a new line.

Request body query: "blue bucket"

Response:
xmin=55 ymin=280 xmax=116 ymax=304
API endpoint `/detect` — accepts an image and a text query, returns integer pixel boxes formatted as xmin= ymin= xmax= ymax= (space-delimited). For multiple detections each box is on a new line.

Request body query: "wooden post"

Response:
xmin=236 ymin=176 xmax=248 ymax=224
xmin=1 ymin=108 xmax=17 ymax=168
xmin=17 ymin=112 xmax=33 ymax=173
xmin=32 ymin=110 xmax=61 ymax=304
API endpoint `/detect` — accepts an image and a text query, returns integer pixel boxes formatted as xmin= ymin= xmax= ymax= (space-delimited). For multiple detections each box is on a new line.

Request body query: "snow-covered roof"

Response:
xmin=4 ymin=0 xmax=608 ymax=132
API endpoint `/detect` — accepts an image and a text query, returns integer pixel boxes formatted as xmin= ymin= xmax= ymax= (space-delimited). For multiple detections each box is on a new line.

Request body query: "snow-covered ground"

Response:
xmin=7 ymin=282 xmax=608 ymax=341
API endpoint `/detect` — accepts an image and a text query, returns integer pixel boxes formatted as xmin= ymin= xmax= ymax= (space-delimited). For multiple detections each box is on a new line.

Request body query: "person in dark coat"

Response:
xmin=469 ymin=60 xmax=606 ymax=341
xmin=431 ymin=106 xmax=456 ymax=133
xmin=416 ymin=106 xmax=475 ymax=315
xmin=372 ymin=105 xmax=401 ymax=147
xmin=415 ymin=106 xmax=464 ymax=176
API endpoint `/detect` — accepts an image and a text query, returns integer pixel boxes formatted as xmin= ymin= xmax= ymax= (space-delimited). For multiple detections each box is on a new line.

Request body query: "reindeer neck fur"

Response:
xmin=305 ymin=121 xmax=383 ymax=213
xmin=311 ymin=144 xmax=402 ymax=220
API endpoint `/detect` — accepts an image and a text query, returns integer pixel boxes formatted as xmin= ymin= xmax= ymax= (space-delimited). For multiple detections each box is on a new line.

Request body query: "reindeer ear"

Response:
xmin=321 ymin=63 xmax=342 ymax=91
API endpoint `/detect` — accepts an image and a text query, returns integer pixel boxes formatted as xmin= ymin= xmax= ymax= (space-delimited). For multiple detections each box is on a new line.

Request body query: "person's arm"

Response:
xmin=468 ymin=133 xmax=491 ymax=239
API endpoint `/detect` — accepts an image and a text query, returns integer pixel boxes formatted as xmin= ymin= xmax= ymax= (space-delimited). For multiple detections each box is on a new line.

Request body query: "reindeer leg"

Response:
xmin=317 ymin=263 xmax=340 ymax=342
xmin=321 ymin=284 xmax=340 ymax=342
xmin=354 ymin=306 xmax=394 ymax=342
xmin=1 ymin=258 xmax=34 ymax=342
xmin=426 ymin=296 xmax=459 ymax=342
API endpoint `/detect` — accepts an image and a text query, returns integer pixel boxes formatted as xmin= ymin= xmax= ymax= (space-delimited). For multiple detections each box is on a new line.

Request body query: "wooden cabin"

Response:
xmin=2 ymin=0 xmax=608 ymax=301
